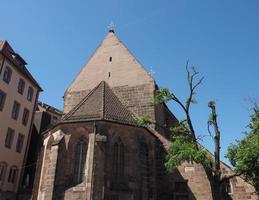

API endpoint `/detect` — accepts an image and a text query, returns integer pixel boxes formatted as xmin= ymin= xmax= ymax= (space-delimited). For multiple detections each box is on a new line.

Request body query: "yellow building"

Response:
xmin=0 ymin=40 xmax=42 ymax=199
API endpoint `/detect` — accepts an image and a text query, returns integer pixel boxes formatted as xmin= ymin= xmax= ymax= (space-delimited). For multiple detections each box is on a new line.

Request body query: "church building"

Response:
xmin=32 ymin=30 xmax=258 ymax=200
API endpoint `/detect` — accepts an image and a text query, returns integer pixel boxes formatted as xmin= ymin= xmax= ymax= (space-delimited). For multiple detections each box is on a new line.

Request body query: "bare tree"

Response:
xmin=208 ymin=102 xmax=221 ymax=200
xmin=155 ymin=61 xmax=204 ymax=143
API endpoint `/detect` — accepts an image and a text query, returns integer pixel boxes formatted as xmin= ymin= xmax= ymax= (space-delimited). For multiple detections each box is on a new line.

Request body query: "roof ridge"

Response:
xmin=102 ymin=81 xmax=137 ymax=124
xmin=63 ymin=80 xmax=137 ymax=125
xmin=113 ymin=33 xmax=155 ymax=82
xmin=62 ymin=81 xmax=103 ymax=120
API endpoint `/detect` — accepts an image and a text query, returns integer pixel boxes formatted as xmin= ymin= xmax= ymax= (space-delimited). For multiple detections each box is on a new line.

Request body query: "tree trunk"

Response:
xmin=209 ymin=105 xmax=221 ymax=200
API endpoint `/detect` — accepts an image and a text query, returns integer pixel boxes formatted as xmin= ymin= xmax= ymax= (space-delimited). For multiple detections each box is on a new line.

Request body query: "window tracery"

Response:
xmin=74 ymin=136 xmax=88 ymax=183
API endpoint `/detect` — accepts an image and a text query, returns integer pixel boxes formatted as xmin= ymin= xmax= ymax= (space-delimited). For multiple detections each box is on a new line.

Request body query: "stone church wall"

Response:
xmin=64 ymin=90 xmax=91 ymax=113
xmin=220 ymin=163 xmax=259 ymax=200
xmin=64 ymin=82 xmax=178 ymax=140
xmin=95 ymin=122 xmax=157 ymax=200
xmin=32 ymin=30 xmax=259 ymax=199
xmin=32 ymin=121 xmax=159 ymax=200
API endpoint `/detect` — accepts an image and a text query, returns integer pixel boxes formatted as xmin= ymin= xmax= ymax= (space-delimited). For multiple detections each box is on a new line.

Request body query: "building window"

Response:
xmin=112 ymin=138 xmax=124 ymax=188
xmin=109 ymin=57 xmax=112 ymax=62
xmin=22 ymin=108 xmax=30 ymax=126
xmin=17 ymin=78 xmax=25 ymax=95
xmin=0 ymin=58 xmax=4 ymax=74
xmin=3 ymin=66 xmax=12 ymax=84
xmin=74 ymin=136 xmax=88 ymax=183
xmin=140 ymin=142 xmax=152 ymax=199
xmin=11 ymin=101 xmax=20 ymax=120
xmin=51 ymin=116 xmax=58 ymax=124
xmin=0 ymin=90 xmax=6 ymax=111
xmin=5 ymin=128 xmax=15 ymax=148
xmin=7 ymin=166 xmax=18 ymax=184
xmin=0 ymin=162 xmax=7 ymax=184
xmin=16 ymin=133 xmax=25 ymax=153
xmin=27 ymin=87 xmax=34 ymax=102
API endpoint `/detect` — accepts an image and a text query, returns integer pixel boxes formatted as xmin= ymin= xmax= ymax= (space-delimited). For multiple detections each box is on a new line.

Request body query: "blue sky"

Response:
xmin=1 ymin=0 xmax=258 ymax=164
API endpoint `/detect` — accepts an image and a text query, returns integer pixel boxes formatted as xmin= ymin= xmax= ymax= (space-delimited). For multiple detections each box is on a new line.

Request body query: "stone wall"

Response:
xmin=64 ymin=83 xmax=178 ymax=139
xmin=95 ymin=121 xmax=157 ymax=200
xmin=33 ymin=121 xmax=158 ymax=200
xmin=220 ymin=163 xmax=259 ymax=200
xmin=64 ymin=90 xmax=90 ymax=113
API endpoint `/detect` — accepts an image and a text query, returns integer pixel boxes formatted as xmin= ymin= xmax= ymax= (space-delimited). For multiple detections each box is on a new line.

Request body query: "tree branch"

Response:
xmin=193 ymin=77 xmax=204 ymax=91
xmin=171 ymin=93 xmax=188 ymax=113
xmin=220 ymin=172 xmax=243 ymax=184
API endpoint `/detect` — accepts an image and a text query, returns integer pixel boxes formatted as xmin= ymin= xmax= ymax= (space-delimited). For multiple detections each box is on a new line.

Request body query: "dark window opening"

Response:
xmin=5 ymin=128 xmax=15 ymax=148
xmin=109 ymin=57 xmax=112 ymax=62
xmin=0 ymin=90 xmax=6 ymax=111
xmin=8 ymin=166 xmax=18 ymax=184
xmin=3 ymin=66 xmax=12 ymax=84
xmin=0 ymin=58 xmax=4 ymax=75
xmin=112 ymin=138 xmax=125 ymax=189
xmin=27 ymin=87 xmax=34 ymax=102
xmin=11 ymin=101 xmax=20 ymax=120
xmin=0 ymin=162 xmax=7 ymax=182
xmin=140 ymin=142 xmax=152 ymax=199
xmin=16 ymin=133 xmax=25 ymax=153
xmin=17 ymin=78 xmax=25 ymax=95
xmin=51 ymin=116 xmax=58 ymax=124
xmin=22 ymin=108 xmax=30 ymax=126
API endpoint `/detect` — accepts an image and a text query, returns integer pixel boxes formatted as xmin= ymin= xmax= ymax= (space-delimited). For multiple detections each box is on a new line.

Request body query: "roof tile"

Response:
xmin=63 ymin=81 xmax=137 ymax=125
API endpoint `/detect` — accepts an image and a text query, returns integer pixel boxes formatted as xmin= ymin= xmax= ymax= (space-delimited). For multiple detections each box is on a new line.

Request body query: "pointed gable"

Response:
xmin=63 ymin=81 xmax=137 ymax=125
xmin=66 ymin=31 xmax=154 ymax=93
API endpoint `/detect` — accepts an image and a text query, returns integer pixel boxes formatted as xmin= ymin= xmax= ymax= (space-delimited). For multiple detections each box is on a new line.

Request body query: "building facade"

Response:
xmin=18 ymin=101 xmax=62 ymax=199
xmin=0 ymin=41 xmax=42 ymax=199
xmin=32 ymin=31 xmax=258 ymax=200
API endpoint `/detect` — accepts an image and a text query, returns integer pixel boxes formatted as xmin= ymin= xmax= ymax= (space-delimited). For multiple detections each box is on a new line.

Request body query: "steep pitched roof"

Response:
xmin=66 ymin=31 xmax=154 ymax=93
xmin=63 ymin=81 xmax=137 ymax=125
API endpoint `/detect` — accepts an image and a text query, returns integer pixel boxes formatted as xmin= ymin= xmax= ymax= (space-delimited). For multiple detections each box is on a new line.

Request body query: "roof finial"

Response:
xmin=107 ymin=21 xmax=115 ymax=33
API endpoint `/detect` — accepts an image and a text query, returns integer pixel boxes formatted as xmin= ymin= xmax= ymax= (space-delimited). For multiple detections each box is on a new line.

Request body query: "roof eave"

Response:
xmin=0 ymin=48 xmax=43 ymax=92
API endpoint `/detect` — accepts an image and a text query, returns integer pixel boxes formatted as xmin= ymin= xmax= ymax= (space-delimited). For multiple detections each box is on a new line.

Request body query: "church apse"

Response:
xmin=32 ymin=30 xmax=259 ymax=200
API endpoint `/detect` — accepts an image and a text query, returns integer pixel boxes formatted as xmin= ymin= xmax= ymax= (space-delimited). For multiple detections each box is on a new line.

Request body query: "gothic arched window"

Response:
xmin=140 ymin=142 xmax=152 ymax=199
xmin=112 ymin=138 xmax=124 ymax=188
xmin=74 ymin=136 xmax=88 ymax=183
